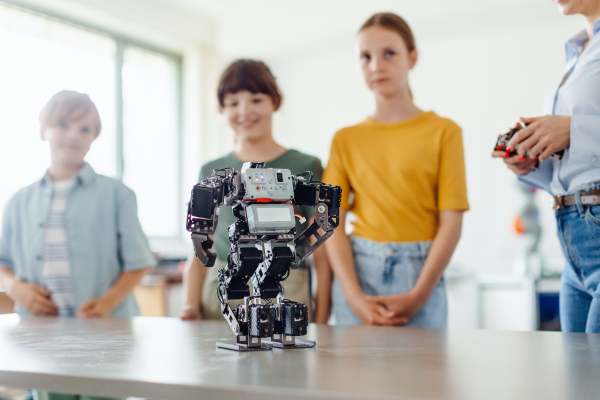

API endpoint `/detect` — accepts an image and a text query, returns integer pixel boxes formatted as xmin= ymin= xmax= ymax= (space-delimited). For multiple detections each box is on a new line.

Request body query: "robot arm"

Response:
xmin=186 ymin=168 xmax=244 ymax=267
xmin=292 ymin=177 xmax=342 ymax=264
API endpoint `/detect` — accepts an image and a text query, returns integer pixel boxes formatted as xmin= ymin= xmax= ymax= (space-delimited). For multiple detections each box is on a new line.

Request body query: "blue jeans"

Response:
xmin=332 ymin=236 xmax=447 ymax=328
xmin=556 ymin=192 xmax=600 ymax=333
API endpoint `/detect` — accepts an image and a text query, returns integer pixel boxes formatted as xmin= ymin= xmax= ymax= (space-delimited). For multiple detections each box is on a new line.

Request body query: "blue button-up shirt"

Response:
xmin=520 ymin=19 xmax=600 ymax=195
xmin=0 ymin=163 xmax=156 ymax=317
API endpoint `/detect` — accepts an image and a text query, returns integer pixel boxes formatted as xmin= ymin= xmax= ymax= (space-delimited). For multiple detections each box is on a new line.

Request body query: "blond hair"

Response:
xmin=39 ymin=90 xmax=102 ymax=136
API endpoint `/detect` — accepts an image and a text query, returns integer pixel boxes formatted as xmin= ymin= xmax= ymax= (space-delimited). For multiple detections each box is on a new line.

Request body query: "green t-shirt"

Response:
xmin=198 ymin=149 xmax=323 ymax=269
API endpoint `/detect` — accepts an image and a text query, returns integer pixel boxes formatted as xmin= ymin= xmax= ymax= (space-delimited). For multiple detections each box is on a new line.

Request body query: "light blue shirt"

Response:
xmin=0 ymin=163 xmax=157 ymax=317
xmin=520 ymin=19 xmax=600 ymax=195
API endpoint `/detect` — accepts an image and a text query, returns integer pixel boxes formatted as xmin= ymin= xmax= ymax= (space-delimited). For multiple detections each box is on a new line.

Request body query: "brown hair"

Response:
xmin=217 ymin=59 xmax=283 ymax=110
xmin=360 ymin=13 xmax=416 ymax=99
xmin=359 ymin=13 xmax=416 ymax=53
xmin=39 ymin=90 xmax=102 ymax=136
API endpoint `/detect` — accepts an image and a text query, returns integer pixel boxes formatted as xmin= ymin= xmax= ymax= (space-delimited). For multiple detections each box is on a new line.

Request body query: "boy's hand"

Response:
xmin=492 ymin=151 xmax=538 ymax=175
xmin=180 ymin=304 xmax=202 ymax=320
xmin=9 ymin=281 xmax=58 ymax=316
xmin=76 ymin=297 xmax=114 ymax=318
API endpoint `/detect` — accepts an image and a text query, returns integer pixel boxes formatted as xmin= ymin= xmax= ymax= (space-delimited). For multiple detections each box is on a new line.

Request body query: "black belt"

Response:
xmin=551 ymin=188 xmax=600 ymax=210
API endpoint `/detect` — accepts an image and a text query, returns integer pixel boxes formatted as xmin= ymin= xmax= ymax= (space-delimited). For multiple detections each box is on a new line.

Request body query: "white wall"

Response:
xmin=202 ymin=0 xmax=583 ymax=273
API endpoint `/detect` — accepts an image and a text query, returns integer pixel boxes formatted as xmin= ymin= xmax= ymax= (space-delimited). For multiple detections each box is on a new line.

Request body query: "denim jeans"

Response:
xmin=332 ymin=235 xmax=447 ymax=328
xmin=556 ymin=190 xmax=600 ymax=333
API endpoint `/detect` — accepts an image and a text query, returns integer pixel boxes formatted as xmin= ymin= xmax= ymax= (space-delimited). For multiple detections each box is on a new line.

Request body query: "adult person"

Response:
xmin=492 ymin=0 xmax=600 ymax=333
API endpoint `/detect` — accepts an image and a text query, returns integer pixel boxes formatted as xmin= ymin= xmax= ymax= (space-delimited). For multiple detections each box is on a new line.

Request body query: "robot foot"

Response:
xmin=216 ymin=337 xmax=273 ymax=352
xmin=216 ymin=296 xmax=275 ymax=352
xmin=265 ymin=300 xmax=315 ymax=349
xmin=264 ymin=334 xmax=316 ymax=349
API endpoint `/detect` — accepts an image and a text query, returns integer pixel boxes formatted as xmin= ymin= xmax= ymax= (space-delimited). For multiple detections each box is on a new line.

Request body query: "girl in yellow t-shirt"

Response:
xmin=323 ymin=13 xmax=469 ymax=327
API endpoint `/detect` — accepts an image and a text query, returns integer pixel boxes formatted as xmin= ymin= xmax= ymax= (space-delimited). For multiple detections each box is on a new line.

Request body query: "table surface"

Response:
xmin=0 ymin=315 xmax=599 ymax=400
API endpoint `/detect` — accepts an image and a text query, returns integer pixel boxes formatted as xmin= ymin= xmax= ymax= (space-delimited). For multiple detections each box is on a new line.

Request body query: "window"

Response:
xmin=0 ymin=4 xmax=183 ymax=244
xmin=122 ymin=47 xmax=180 ymax=238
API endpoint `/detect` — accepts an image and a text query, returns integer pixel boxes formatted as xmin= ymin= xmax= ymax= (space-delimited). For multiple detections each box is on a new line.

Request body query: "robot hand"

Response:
xmin=191 ymin=234 xmax=217 ymax=268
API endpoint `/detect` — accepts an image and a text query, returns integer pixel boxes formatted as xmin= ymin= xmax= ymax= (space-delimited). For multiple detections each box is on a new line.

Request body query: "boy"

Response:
xmin=0 ymin=90 xmax=155 ymax=400
xmin=0 ymin=90 xmax=155 ymax=319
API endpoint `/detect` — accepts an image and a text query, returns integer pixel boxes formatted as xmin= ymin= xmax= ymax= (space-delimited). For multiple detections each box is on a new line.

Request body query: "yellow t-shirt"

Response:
xmin=323 ymin=111 xmax=469 ymax=243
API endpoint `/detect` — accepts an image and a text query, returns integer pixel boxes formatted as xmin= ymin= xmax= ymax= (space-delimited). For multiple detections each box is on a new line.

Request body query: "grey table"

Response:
xmin=0 ymin=315 xmax=599 ymax=400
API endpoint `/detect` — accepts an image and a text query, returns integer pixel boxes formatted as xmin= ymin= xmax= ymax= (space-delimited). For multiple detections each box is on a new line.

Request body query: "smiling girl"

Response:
xmin=323 ymin=13 xmax=469 ymax=327
xmin=181 ymin=59 xmax=331 ymax=323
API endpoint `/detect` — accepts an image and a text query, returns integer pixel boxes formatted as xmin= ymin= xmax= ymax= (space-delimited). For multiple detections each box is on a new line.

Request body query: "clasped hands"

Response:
xmin=9 ymin=280 xmax=115 ymax=317
xmin=491 ymin=116 xmax=571 ymax=174
xmin=350 ymin=290 xmax=423 ymax=326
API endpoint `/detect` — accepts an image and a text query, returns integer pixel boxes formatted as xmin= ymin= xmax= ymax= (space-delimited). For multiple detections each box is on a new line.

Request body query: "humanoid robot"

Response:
xmin=186 ymin=162 xmax=341 ymax=351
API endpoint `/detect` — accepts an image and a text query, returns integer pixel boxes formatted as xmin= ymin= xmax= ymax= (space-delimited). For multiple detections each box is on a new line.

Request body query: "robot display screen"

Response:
xmin=256 ymin=207 xmax=294 ymax=223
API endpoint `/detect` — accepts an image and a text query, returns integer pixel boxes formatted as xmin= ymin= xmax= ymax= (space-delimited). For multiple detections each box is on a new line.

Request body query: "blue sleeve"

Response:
xmin=517 ymin=158 xmax=554 ymax=193
xmin=568 ymin=114 xmax=600 ymax=165
xmin=0 ymin=199 xmax=14 ymax=270
xmin=116 ymin=187 xmax=157 ymax=271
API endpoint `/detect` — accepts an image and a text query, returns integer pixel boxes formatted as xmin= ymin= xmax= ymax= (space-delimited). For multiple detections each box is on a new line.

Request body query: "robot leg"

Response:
xmin=267 ymin=284 xmax=314 ymax=349
xmin=251 ymin=241 xmax=314 ymax=349
xmin=215 ymin=243 xmax=274 ymax=351
xmin=215 ymin=280 xmax=274 ymax=351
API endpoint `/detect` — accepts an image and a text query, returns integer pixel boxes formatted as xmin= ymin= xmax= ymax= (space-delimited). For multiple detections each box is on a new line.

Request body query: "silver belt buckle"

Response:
xmin=582 ymin=194 xmax=599 ymax=205
xmin=551 ymin=195 xmax=563 ymax=210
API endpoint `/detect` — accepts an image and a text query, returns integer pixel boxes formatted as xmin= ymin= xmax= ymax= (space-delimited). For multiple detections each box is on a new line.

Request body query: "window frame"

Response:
xmin=1 ymin=1 xmax=185 ymax=243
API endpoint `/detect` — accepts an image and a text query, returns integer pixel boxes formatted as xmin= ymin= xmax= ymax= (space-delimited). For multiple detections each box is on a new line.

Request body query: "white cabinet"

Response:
xmin=478 ymin=274 xmax=537 ymax=331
